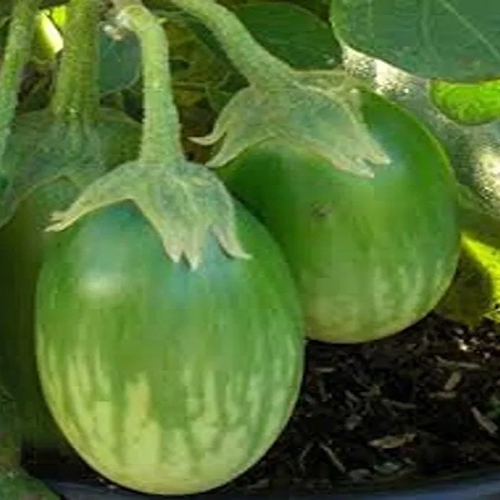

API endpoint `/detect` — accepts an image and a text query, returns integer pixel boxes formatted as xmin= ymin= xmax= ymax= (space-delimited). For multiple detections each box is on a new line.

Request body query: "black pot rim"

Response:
xmin=44 ymin=467 xmax=500 ymax=500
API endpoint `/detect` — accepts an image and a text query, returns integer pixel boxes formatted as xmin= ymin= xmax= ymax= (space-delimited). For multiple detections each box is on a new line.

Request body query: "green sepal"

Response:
xmin=46 ymin=158 xmax=250 ymax=269
xmin=194 ymin=70 xmax=390 ymax=177
xmin=0 ymin=108 xmax=140 ymax=227
xmin=46 ymin=1 xmax=249 ymax=270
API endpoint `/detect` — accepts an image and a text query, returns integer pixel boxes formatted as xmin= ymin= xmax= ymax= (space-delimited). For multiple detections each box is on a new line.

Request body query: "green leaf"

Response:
xmin=98 ymin=25 xmax=141 ymax=95
xmin=235 ymin=2 xmax=341 ymax=69
xmin=437 ymin=229 xmax=500 ymax=328
xmin=330 ymin=0 xmax=500 ymax=82
xmin=431 ymin=79 xmax=500 ymax=125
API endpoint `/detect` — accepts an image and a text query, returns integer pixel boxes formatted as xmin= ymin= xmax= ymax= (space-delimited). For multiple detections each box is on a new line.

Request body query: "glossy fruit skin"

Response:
xmin=0 ymin=108 xmax=141 ymax=452
xmin=343 ymin=50 xmax=500 ymax=221
xmin=36 ymin=203 xmax=304 ymax=495
xmin=344 ymin=52 xmax=500 ymax=327
xmin=219 ymin=90 xmax=460 ymax=343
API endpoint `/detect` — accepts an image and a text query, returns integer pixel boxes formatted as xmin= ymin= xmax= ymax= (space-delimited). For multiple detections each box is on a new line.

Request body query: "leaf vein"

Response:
xmin=420 ymin=0 xmax=443 ymax=69
xmin=439 ymin=0 xmax=500 ymax=62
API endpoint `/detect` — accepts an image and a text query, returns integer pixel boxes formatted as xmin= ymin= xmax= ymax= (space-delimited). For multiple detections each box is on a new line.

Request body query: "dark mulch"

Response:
xmin=23 ymin=313 xmax=500 ymax=495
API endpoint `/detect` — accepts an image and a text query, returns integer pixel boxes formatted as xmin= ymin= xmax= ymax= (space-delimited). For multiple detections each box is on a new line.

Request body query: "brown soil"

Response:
xmin=23 ymin=313 xmax=500 ymax=495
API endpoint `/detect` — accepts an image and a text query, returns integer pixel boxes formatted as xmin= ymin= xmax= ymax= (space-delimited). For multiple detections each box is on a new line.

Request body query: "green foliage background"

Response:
xmin=0 ymin=1 xmax=339 ymax=162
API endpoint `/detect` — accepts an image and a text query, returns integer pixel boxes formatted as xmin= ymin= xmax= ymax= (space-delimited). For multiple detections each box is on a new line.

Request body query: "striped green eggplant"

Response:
xmin=219 ymin=90 xmax=461 ymax=343
xmin=36 ymin=203 xmax=304 ymax=495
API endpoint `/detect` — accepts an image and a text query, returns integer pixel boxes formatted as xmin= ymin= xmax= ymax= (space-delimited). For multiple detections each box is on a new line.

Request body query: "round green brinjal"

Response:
xmin=220 ymin=90 xmax=460 ymax=343
xmin=36 ymin=202 xmax=304 ymax=494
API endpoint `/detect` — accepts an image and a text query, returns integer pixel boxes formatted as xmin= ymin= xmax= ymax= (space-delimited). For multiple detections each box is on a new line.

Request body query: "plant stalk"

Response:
xmin=0 ymin=0 xmax=41 ymax=162
xmin=169 ymin=0 xmax=295 ymax=90
xmin=113 ymin=0 xmax=185 ymax=164
xmin=51 ymin=0 xmax=100 ymax=123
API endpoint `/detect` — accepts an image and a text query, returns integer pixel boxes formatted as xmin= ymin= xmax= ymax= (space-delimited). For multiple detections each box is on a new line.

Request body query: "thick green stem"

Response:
xmin=51 ymin=0 xmax=100 ymax=123
xmin=0 ymin=0 xmax=41 ymax=161
xmin=114 ymin=0 xmax=185 ymax=164
xmin=169 ymin=0 xmax=295 ymax=90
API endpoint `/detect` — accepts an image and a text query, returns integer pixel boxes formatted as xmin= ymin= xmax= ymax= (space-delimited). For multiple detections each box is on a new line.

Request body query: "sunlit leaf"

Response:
xmin=431 ymin=79 xmax=500 ymax=125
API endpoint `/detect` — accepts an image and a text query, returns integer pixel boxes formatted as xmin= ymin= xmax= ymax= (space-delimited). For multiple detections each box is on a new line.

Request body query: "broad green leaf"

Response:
xmin=330 ymin=0 xmax=500 ymax=82
xmin=235 ymin=2 xmax=341 ymax=69
xmin=431 ymin=79 xmax=500 ymax=125
xmin=98 ymin=26 xmax=141 ymax=95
